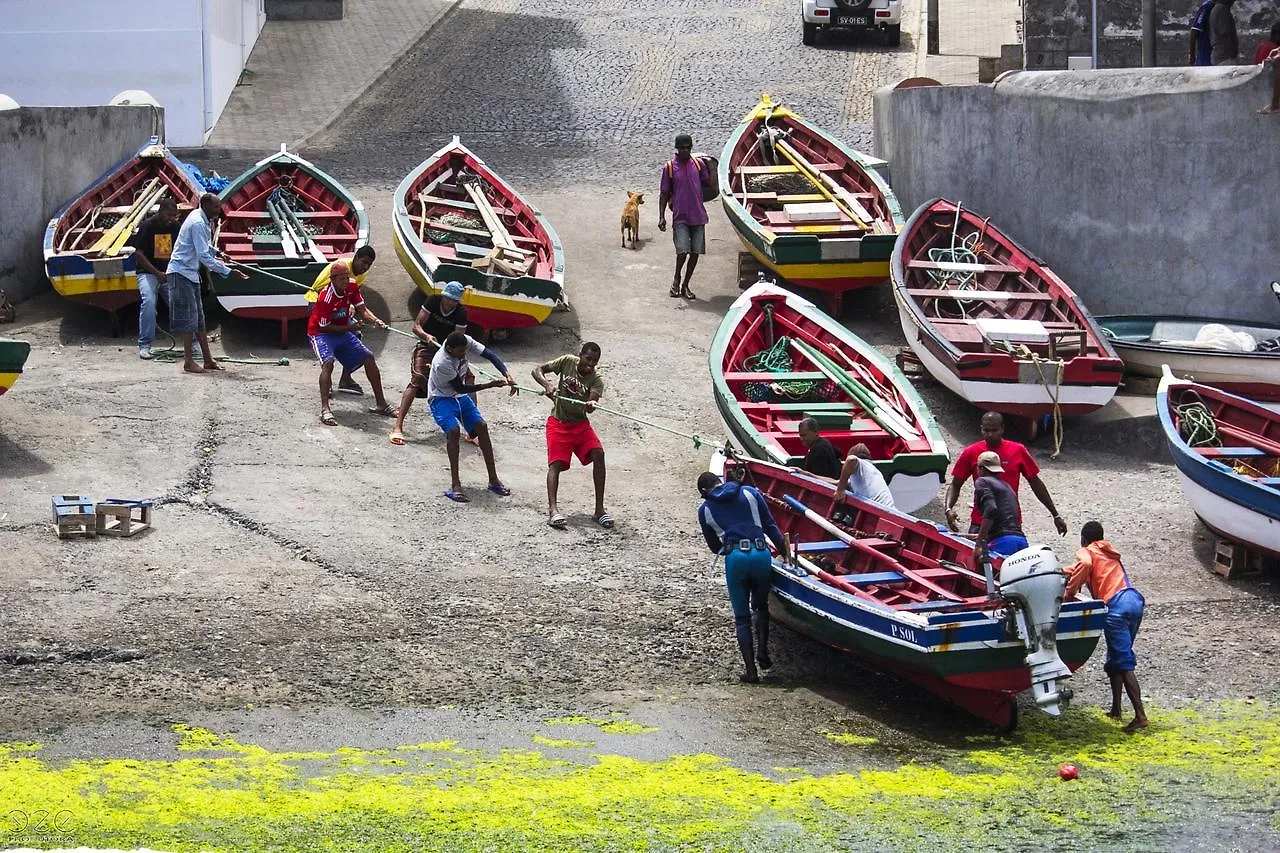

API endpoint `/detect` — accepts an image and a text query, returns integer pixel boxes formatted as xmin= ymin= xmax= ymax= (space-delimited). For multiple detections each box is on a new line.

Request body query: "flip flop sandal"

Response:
xmin=682 ymin=289 xmax=697 ymax=300
xmin=337 ymin=382 xmax=364 ymax=395
xmin=594 ymin=513 xmax=615 ymax=529
xmin=668 ymin=285 xmax=682 ymax=298
xmin=487 ymin=483 xmax=512 ymax=497
xmin=368 ymin=403 xmax=397 ymax=416
xmin=443 ymin=490 xmax=470 ymax=503
xmin=548 ymin=513 xmax=568 ymax=530
xmin=320 ymin=410 xmax=337 ymax=426
xmin=389 ymin=431 xmax=407 ymax=446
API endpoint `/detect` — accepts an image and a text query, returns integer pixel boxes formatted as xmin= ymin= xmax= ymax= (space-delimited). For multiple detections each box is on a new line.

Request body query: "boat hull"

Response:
xmin=0 ymin=338 xmax=31 ymax=397
xmin=736 ymin=460 xmax=1104 ymax=727
xmin=895 ymin=290 xmax=1120 ymax=416
xmin=710 ymin=282 xmax=948 ymax=514
xmin=43 ymin=142 xmax=203 ymax=315
xmin=213 ymin=148 xmax=369 ymax=322
xmin=892 ymin=199 xmax=1123 ymax=417
xmin=720 ymin=96 xmax=904 ymax=299
xmin=1157 ymin=372 xmax=1280 ymax=556
xmin=391 ymin=138 xmax=565 ymax=334
xmin=1098 ymin=314 xmax=1280 ymax=402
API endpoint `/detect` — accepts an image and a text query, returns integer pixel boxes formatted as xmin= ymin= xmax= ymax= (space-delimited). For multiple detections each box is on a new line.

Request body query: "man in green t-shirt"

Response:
xmin=532 ymin=342 xmax=610 ymax=530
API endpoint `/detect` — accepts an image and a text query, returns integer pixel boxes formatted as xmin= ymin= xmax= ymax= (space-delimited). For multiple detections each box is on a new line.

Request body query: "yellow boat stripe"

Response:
xmin=0 ymin=371 xmax=20 ymax=392
xmin=739 ymin=239 xmax=889 ymax=281
xmin=49 ymin=273 xmax=136 ymax=297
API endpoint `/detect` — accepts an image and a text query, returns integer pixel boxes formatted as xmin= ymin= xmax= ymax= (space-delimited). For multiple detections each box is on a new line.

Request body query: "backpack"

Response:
xmin=666 ymin=154 xmax=720 ymax=203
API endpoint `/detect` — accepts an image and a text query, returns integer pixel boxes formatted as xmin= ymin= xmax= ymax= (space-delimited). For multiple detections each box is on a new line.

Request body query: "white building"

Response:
xmin=0 ymin=0 xmax=265 ymax=147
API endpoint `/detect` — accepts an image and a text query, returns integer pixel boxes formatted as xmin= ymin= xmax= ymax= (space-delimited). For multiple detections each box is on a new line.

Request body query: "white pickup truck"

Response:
xmin=802 ymin=0 xmax=902 ymax=47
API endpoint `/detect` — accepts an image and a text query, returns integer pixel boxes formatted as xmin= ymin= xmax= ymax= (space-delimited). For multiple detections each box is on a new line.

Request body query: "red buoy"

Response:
xmin=1058 ymin=763 xmax=1079 ymax=781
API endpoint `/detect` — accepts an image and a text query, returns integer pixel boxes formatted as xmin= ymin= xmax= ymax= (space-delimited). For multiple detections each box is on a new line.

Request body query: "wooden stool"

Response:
xmin=52 ymin=495 xmax=97 ymax=539
xmin=96 ymin=499 xmax=153 ymax=537
xmin=1213 ymin=539 xmax=1262 ymax=579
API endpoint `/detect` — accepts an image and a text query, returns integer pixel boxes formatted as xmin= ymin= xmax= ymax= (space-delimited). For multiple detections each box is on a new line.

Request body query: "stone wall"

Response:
xmin=0 ymin=106 xmax=160 ymax=303
xmin=872 ymin=67 xmax=1280 ymax=322
xmin=1024 ymin=0 xmax=1276 ymax=69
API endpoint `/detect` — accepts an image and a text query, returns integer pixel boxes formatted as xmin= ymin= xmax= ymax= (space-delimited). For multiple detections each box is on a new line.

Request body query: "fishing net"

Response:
xmin=739 ymin=336 xmax=835 ymax=402
xmin=425 ymin=211 xmax=484 ymax=246
xmin=745 ymin=173 xmax=811 ymax=195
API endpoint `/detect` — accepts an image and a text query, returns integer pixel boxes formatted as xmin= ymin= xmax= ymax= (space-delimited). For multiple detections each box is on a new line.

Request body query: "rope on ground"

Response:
xmin=147 ymin=329 xmax=291 ymax=366
xmin=471 ymin=364 xmax=707 ymax=450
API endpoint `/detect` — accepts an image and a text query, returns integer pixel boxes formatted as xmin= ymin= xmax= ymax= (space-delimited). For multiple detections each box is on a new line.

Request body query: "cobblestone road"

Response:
xmin=308 ymin=0 xmax=918 ymax=186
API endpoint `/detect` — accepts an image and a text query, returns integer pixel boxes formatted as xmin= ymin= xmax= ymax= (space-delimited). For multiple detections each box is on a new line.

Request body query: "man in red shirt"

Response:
xmin=944 ymin=411 xmax=1068 ymax=537
xmin=307 ymin=254 xmax=394 ymax=426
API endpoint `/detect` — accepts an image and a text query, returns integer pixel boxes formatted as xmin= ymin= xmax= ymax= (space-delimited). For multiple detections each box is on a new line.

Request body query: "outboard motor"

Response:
xmin=998 ymin=545 xmax=1073 ymax=716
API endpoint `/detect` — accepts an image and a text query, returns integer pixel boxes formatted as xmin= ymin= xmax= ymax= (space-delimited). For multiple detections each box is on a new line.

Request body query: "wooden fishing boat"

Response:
xmin=710 ymin=280 xmax=948 ymax=514
xmin=720 ymin=95 xmax=904 ymax=312
xmin=892 ymin=199 xmax=1124 ymax=417
xmin=725 ymin=457 xmax=1105 ymax=729
xmin=0 ymin=338 xmax=31 ymax=398
xmin=43 ymin=139 xmax=202 ymax=318
xmin=214 ymin=145 xmax=368 ymax=345
xmin=391 ymin=137 xmax=564 ymax=335
xmin=1099 ymin=314 xmax=1280 ymax=403
xmin=1157 ymin=367 xmax=1280 ymax=557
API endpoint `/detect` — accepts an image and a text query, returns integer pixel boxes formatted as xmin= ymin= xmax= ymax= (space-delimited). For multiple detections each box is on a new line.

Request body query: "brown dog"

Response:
xmin=620 ymin=191 xmax=643 ymax=248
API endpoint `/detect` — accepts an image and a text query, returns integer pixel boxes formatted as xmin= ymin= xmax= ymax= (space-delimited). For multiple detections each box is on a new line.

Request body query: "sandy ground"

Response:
xmin=5 ymin=182 xmax=1280 ymax=747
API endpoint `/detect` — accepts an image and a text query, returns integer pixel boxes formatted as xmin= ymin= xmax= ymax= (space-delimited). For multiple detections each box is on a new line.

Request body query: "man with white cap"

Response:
xmin=390 ymin=280 xmax=472 ymax=445
xmin=972 ymin=450 xmax=1030 ymax=562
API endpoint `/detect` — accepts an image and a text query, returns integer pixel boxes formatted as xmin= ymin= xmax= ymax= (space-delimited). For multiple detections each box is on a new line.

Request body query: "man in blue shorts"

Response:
xmin=428 ymin=331 xmax=518 ymax=503
xmin=307 ymin=251 xmax=394 ymax=426
xmin=697 ymin=471 xmax=789 ymax=683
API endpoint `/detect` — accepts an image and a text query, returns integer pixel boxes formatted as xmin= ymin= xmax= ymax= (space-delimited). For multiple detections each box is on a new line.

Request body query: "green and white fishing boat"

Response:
xmin=214 ymin=145 xmax=368 ymax=345
xmin=710 ymin=280 xmax=948 ymax=513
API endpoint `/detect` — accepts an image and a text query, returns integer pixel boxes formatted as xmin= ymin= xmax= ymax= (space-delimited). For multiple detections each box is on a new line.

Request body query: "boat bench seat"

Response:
xmin=453 ymin=243 xmax=492 ymax=258
xmin=906 ymin=288 xmax=1053 ymax=302
xmin=842 ymin=571 xmax=908 ymax=586
xmin=797 ymin=540 xmax=849 ymax=554
xmin=907 ymin=260 xmax=1019 ymax=274
xmin=739 ymin=402 xmax=856 ymax=412
xmin=723 ymin=371 xmax=827 ymax=382
xmin=1195 ymin=446 xmax=1267 ymax=458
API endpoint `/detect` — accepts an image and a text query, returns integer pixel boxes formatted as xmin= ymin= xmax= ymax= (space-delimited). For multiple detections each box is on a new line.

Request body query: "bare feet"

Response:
xmin=203 ymin=361 xmax=224 ymax=371
xmin=1123 ymin=718 xmax=1149 ymax=733
xmin=183 ymin=362 xmax=205 ymax=374
xmin=1106 ymin=708 xmax=1123 ymax=719
xmin=1259 ymin=104 xmax=1279 ymax=114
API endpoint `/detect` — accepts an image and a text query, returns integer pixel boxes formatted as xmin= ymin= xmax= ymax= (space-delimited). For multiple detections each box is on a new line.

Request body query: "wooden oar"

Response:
xmin=266 ymin=199 xmax=300 ymax=259
xmin=90 ymin=178 xmax=163 ymax=255
xmin=773 ymin=138 xmax=870 ymax=228
xmin=782 ymin=494 xmax=963 ymax=602
xmin=790 ymin=337 xmax=921 ymax=442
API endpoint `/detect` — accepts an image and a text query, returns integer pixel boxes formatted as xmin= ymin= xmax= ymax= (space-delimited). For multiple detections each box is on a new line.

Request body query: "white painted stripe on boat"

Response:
xmin=217 ymin=294 xmax=308 ymax=311
xmin=1174 ymin=468 xmax=1280 ymax=553
xmin=896 ymin=303 xmax=1116 ymax=408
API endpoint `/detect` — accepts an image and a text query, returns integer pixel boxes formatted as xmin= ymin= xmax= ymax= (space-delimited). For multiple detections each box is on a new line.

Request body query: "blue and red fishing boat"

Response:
xmin=726 ymin=457 xmax=1105 ymax=729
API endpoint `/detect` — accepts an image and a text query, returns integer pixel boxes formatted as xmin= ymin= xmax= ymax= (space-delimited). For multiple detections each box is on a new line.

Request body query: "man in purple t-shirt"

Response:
xmin=658 ymin=133 xmax=711 ymax=300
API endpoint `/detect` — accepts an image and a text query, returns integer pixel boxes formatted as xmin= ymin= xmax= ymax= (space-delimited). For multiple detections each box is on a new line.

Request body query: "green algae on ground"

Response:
xmin=1 ymin=703 xmax=1278 ymax=852
xmin=530 ymin=735 xmax=594 ymax=749
xmin=545 ymin=714 xmax=659 ymax=735
xmin=819 ymin=729 xmax=879 ymax=747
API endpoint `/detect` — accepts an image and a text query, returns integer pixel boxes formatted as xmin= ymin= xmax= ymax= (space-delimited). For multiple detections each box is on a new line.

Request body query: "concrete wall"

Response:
xmin=0 ymin=106 xmax=160 ymax=303
xmin=872 ymin=67 xmax=1280 ymax=322
xmin=1024 ymin=0 xmax=1274 ymax=69
xmin=0 ymin=0 xmax=263 ymax=146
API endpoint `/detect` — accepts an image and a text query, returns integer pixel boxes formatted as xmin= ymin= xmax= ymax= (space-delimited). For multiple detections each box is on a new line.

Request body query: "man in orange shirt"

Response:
xmin=1064 ymin=521 xmax=1148 ymax=732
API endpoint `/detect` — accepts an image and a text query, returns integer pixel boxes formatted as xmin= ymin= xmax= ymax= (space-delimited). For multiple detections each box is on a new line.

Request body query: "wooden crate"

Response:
xmin=95 ymin=499 xmax=153 ymax=538
xmin=1212 ymin=539 xmax=1269 ymax=579
xmin=736 ymin=251 xmax=769 ymax=290
xmin=52 ymin=495 xmax=96 ymax=539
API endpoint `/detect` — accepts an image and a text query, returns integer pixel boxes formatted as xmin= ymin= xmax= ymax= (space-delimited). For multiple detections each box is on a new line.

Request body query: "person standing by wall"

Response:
xmin=1190 ymin=0 xmax=1216 ymax=66
xmin=1210 ymin=0 xmax=1239 ymax=66
xmin=657 ymin=133 xmax=711 ymax=300
xmin=129 ymin=198 xmax=180 ymax=360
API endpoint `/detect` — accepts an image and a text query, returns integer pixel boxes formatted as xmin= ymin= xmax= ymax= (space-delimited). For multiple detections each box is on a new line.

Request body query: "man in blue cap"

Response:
xmin=390 ymin=280 xmax=472 ymax=445
xmin=697 ymin=471 xmax=789 ymax=683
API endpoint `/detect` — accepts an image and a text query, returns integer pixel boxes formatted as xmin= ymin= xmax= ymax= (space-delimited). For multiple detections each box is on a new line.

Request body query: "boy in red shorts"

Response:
xmin=532 ymin=342 xmax=610 ymax=529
